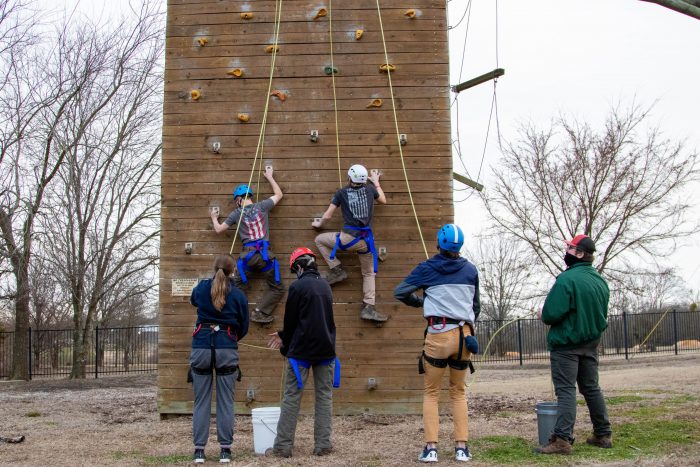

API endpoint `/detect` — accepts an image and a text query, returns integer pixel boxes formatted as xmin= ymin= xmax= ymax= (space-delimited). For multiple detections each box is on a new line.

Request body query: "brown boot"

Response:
xmin=250 ymin=309 xmax=274 ymax=324
xmin=360 ymin=303 xmax=388 ymax=322
xmin=534 ymin=435 xmax=572 ymax=455
xmin=324 ymin=265 xmax=348 ymax=285
xmin=586 ymin=433 xmax=612 ymax=448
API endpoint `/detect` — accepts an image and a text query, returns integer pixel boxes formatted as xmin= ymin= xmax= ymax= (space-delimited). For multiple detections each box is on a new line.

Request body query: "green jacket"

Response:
xmin=541 ymin=262 xmax=609 ymax=350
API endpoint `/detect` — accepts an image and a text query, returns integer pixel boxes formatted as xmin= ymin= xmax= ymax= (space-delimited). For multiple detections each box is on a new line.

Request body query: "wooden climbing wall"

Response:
xmin=159 ymin=0 xmax=453 ymax=415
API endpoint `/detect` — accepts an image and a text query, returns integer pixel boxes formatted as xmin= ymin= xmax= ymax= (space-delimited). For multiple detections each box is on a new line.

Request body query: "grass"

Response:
xmin=141 ymin=454 xmax=192 ymax=465
xmin=24 ymin=411 xmax=41 ymax=417
xmin=578 ymin=394 xmax=646 ymax=406
xmin=472 ymin=392 xmax=700 ymax=465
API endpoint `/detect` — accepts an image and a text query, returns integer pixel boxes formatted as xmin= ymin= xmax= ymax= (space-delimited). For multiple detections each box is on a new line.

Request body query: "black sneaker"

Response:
xmin=219 ymin=447 xmax=232 ymax=463
xmin=325 ymin=265 xmax=348 ymax=285
xmin=193 ymin=449 xmax=205 ymax=464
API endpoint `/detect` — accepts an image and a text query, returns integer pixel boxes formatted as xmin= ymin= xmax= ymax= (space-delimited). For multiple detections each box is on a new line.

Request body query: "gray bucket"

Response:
xmin=535 ymin=401 xmax=559 ymax=446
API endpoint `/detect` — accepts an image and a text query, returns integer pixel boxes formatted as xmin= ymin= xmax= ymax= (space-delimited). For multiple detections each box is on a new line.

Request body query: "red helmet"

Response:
xmin=289 ymin=247 xmax=315 ymax=270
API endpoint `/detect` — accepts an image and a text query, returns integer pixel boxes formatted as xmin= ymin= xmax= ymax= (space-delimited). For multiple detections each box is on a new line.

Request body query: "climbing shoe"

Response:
xmin=418 ymin=446 xmax=438 ymax=463
xmin=534 ymin=435 xmax=572 ymax=455
xmin=250 ymin=309 xmax=274 ymax=324
xmin=360 ymin=303 xmax=388 ymax=322
xmin=324 ymin=265 xmax=347 ymax=285
xmin=586 ymin=433 xmax=613 ymax=448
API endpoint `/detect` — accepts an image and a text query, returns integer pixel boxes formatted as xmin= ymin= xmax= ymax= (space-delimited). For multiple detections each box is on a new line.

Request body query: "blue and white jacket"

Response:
xmin=394 ymin=253 xmax=480 ymax=333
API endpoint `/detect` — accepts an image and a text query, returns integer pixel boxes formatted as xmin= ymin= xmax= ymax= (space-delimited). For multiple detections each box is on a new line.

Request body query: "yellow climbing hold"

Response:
xmin=405 ymin=9 xmax=416 ymax=18
xmin=366 ymin=99 xmax=383 ymax=108
xmin=265 ymin=45 xmax=280 ymax=53
xmin=190 ymin=89 xmax=201 ymax=100
xmin=379 ymin=63 xmax=396 ymax=73
xmin=270 ymin=90 xmax=287 ymax=102
xmin=314 ymin=8 xmax=327 ymax=20
xmin=197 ymin=37 xmax=208 ymax=47
xmin=237 ymin=113 xmax=250 ymax=122
xmin=227 ymin=68 xmax=243 ymax=77
xmin=241 ymin=12 xmax=253 ymax=20
xmin=355 ymin=29 xmax=364 ymax=40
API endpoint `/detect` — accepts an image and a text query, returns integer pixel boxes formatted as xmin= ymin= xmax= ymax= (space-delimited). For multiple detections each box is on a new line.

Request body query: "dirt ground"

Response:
xmin=1 ymin=354 xmax=699 ymax=466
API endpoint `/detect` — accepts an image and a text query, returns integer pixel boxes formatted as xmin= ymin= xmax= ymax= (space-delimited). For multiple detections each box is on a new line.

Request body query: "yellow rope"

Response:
xmin=628 ymin=308 xmax=672 ymax=360
xmin=374 ymin=0 xmax=428 ymax=259
xmin=229 ymin=0 xmax=283 ymax=255
xmin=328 ymin=0 xmax=342 ymax=188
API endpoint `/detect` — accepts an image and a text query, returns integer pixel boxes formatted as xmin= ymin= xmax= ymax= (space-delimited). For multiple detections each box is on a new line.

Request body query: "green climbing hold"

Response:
xmin=324 ymin=66 xmax=339 ymax=75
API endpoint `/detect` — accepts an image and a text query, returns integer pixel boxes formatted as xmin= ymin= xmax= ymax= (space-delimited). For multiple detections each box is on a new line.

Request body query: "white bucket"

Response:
xmin=251 ymin=406 xmax=280 ymax=455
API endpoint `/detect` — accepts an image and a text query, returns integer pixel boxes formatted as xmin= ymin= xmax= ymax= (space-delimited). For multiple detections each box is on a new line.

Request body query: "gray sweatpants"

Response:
xmin=190 ymin=347 xmax=239 ymax=448
xmin=273 ymin=361 xmax=334 ymax=452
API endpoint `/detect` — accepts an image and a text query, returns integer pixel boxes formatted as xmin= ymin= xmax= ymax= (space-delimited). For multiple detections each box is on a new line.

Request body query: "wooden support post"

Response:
xmin=451 ymin=68 xmax=505 ymax=93
xmin=453 ymin=172 xmax=484 ymax=192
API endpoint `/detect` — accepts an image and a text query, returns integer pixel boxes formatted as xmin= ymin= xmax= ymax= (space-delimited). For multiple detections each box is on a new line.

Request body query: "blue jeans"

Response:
xmin=550 ymin=340 xmax=612 ymax=443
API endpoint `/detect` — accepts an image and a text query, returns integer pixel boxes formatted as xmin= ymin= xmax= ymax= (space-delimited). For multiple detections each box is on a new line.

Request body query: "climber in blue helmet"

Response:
xmin=210 ymin=166 xmax=285 ymax=324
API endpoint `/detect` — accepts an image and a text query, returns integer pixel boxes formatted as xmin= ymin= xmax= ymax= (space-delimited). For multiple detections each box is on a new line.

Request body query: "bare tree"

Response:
xmin=37 ymin=3 xmax=163 ymax=379
xmin=484 ymin=105 xmax=698 ymax=290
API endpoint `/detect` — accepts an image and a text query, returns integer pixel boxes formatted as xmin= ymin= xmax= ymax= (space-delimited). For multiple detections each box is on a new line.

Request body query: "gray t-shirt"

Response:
xmin=224 ymin=198 xmax=275 ymax=243
xmin=331 ymin=184 xmax=379 ymax=237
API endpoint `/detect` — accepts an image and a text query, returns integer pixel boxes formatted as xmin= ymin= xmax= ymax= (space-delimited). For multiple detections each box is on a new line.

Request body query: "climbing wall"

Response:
xmin=159 ymin=0 xmax=453 ymax=415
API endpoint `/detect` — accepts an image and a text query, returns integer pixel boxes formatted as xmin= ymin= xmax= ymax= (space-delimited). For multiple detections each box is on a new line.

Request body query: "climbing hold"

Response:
xmin=241 ymin=12 xmax=253 ymax=20
xmin=227 ymin=68 xmax=243 ymax=77
xmin=404 ymin=9 xmax=416 ymax=18
xmin=366 ymin=98 xmax=383 ymax=108
xmin=190 ymin=89 xmax=201 ymax=100
xmin=314 ymin=8 xmax=327 ymax=20
xmin=310 ymin=130 xmax=319 ymax=142
xmin=270 ymin=90 xmax=287 ymax=102
xmin=379 ymin=63 xmax=396 ymax=73
xmin=265 ymin=45 xmax=280 ymax=53
xmin=197 ymin=37 xmax=208 ymax=47
xmin=355 ymin=29 xmax=364 ymax=40
xmin=238 ymin=113 xmax=250 ymax=122
xmin=324 ymin=66 xmax=339 ymax=75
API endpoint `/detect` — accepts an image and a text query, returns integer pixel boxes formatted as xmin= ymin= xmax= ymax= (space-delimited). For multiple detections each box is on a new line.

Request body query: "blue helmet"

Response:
xmin=437 ymin=224 xmax=464 ymax=252
xmin=233 ymin=184 xmax=253 ymax=200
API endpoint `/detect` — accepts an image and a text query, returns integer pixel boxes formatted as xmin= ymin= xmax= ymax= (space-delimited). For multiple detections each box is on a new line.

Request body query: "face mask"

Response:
xmin=295 ymin=266 xmax=303 ymax=279
xmin=564 ymin=252 xmax=583 ymax=267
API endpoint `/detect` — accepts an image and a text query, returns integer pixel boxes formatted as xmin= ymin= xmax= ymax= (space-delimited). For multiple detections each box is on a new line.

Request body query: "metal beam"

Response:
xmin=640 ymin=0 xmax=700 ymax=20
xmin=451 ymin=68 xmax=505 ymax=93
xmin=453 ymin=172 xmax=484 ymax=192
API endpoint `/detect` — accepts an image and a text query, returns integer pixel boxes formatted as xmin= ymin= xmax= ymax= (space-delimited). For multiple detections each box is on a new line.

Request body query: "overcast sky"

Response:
xmin=46 ymin=0 xmax=700 ymax=294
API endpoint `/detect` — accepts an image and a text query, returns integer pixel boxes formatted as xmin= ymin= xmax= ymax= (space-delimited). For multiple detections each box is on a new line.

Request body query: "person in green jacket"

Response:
xmin=535 ymin=234 xmax=613 ymax=455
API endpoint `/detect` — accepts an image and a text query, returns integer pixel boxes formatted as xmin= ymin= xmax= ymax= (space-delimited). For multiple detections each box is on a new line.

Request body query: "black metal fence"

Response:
xmin=0 ymin=326 xmax=158 ymax=379
xmin=1 ymin=311 xmax=698 ymax=378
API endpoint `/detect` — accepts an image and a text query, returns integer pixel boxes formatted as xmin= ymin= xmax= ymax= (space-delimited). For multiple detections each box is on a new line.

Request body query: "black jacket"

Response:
xmin=279 ymin=269 xmax=336 ymax=361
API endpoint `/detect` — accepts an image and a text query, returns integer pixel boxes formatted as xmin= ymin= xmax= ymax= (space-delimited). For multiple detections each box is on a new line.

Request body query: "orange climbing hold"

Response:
xmin=355 ymin=29 xmax=364 ymax=40
xmin=197 ymin=37 xmax=208 ymax=47
xmin=379 ymin=63 xmax=396 ymax=73
xmin=241 ymin=12 xmax=253 ymax=20
xmin=265 ymin=45 xmax=280 ymax=53
xmin=227 ymin=68 xmax=243 ymax=77
xmin=366 ymin=99 xmax=383 ymax=108
xmin=270 ymin=90 xmax=287 ymax=102
xmin=237 ymin=113 xmax=250 ymax=122
xmin=404 ymin=9 xmax=416 ymax=18
xmin=190 ymin=90 xmax=201 ymax=100
xmin=314 ymin=8 xmax=327 ymax=20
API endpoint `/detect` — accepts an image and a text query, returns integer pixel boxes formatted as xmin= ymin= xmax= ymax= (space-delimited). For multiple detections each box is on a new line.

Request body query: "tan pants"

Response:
xmin=423 ymin=327 xmax=472 ymax=443
xmin=315 ymin=232 xmax=375 ymax=305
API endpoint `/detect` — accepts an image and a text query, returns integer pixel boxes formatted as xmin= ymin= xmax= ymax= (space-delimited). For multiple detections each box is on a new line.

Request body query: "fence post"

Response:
xmin=622 ymin=312 xmax=629 ymax=360
xmin=673 ymin=308 xmax=678 ymax=355
xmin=95 ymin=326 xmax=99 ymax=379
xmin=517 ymin=319 xmax=523 ymax=366
xmin=28 ymin=327 xmax=32 ymax=381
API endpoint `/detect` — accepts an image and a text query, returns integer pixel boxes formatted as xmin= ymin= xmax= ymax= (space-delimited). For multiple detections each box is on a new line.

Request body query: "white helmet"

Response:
xmin=348 ymin=164 xmax=368 ymax=183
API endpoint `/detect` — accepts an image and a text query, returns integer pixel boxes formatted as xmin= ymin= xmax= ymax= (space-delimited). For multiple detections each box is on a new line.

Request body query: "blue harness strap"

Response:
xmin=236 ymin=240 xmax=281 ymax=284
xmin=329 ymin=225 xmax=378 ymax=273
xmin=288 ymin=357 xmax=341 ymax=389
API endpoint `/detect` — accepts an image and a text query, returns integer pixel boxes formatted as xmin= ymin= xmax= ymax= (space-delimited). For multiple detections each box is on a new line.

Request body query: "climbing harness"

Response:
xmin=418 ymin=317 xmax=475 ymax=375
xmin=236 ymin=240 xmax=281 ymax=285
xmin=288 ymin=357 xmax=341 ymax=389
xmin=329 ymin=225 xmax=378 ymax=273
xmin=189 ymin=324 xmax=242 ymax=382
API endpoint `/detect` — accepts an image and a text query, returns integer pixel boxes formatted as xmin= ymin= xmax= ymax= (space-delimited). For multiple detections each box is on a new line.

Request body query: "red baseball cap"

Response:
xmin=565 ymin=234 xmax=596 ymax=254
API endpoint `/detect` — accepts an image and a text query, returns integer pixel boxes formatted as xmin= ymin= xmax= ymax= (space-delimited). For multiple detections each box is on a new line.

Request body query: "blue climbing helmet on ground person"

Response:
xmin=233 ymin=184 xmax=253 ymax=200
xmin=437 ymin=223 xmax=464 ymax=252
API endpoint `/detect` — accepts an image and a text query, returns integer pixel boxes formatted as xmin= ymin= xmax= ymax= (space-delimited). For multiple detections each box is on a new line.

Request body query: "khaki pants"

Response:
xmin=315 ymin=232 xmax=375 ymax=305
xmin=423 ymin=327 xmax=472 ymax=443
